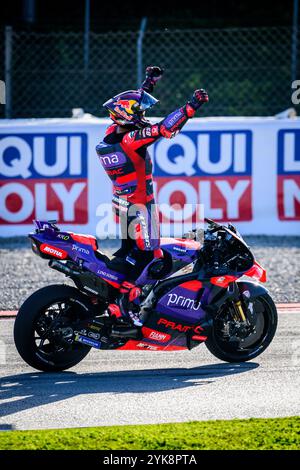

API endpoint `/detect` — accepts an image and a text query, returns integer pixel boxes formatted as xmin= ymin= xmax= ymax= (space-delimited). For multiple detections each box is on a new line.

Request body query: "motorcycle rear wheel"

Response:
xmin=14 ymin=284 xmax=93 ymax=372
xmin=205 ymin=293 xmax=278 ymax=362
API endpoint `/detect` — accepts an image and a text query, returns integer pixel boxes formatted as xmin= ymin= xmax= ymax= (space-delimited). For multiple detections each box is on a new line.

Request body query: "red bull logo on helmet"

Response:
xmin=115 ymin=99 xmax=131 ymax=108
xmin=114 ymin=99 xmax=137 ymax=116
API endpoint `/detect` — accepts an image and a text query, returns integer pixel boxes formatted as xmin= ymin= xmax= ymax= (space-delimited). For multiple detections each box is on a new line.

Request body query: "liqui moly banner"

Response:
xmin=0 ymin=116 xmax=299 ymax=236
xmin=152 ymin=129 xmax=252 ymax=231
xmin=0 ymin=132 xmax=88 ymax=225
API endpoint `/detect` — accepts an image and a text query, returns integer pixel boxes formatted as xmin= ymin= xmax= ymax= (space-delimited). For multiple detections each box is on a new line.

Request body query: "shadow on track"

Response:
xmin=0 ymin=362 xmax=258 ymax=419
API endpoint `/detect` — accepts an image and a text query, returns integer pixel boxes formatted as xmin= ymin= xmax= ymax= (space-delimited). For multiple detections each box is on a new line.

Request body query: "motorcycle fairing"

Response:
xmin=117 ymin=340 xmax=186 ymax=351
xmin=29 ymin=227 xmax=126 ymax=289
xmin=113 ymin=277 xmax=213 ymax=351
xmin=160 ymin=237 xmax=201 ymax=263
xmin=244 ymin=261 xmax=267 ymax=282
xmin=209 ymin=260 xmax=267 ymax=288
xmin=115 ymin=310 xmax=206 ymax=351
xmin=237 ymin=280 xmax=269 ymax=298
xmin=29 ymin=223 xmax=201 ymax=292
xmin=155 ymin=280 xmax=206 ymax=324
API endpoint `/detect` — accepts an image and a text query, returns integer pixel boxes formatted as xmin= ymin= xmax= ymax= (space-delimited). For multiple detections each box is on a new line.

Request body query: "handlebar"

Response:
xmin=204 ymin=217 xmax=221 ymax=227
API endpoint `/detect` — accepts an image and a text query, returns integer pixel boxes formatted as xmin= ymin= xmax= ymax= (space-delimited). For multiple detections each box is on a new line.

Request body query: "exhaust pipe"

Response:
xmin=49 ymin=259 xmax=81 ymax=277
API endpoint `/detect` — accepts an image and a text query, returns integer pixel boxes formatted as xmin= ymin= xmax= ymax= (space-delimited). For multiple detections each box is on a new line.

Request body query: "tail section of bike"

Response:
xmin=29 ymin=219 xmax=126 ymax=300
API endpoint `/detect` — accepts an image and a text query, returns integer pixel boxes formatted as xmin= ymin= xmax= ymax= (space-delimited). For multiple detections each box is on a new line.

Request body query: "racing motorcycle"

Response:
xmin=14 ymin=218 xmax=278 ymax=372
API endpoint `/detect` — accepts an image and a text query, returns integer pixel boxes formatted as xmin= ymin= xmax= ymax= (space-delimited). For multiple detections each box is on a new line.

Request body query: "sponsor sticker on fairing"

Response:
xmin=75 ymin=334 xmax=101 ymax=349
xmin=40 ymin=243 xmax=68 ymax=259
xmin=141 ymin=326 xmax=171 ymax=343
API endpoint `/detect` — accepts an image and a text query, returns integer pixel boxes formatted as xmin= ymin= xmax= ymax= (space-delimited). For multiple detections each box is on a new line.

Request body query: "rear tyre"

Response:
xmin=14 ymin=284 xmax=93 ymax=372
xmin=205 ymin=293 xmax=278 ymax=362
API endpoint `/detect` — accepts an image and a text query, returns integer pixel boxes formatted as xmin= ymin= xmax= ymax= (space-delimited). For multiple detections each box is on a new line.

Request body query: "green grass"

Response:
xmin=0 ymin=417 xmax=299 ymax=450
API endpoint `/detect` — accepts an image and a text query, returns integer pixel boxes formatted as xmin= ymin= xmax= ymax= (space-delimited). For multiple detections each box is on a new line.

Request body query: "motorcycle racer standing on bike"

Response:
xmin=96 ymin=66 xmax=209 ymax=281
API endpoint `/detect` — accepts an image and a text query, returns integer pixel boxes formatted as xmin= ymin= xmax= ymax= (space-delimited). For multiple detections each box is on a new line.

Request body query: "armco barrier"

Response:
xmin=0 ymin=117 xmax=300 ymax=236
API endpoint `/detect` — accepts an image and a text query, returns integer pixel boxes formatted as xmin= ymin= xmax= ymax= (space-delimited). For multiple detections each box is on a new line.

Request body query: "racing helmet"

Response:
xmin=103 ymin=89 xmax=159 ymax=128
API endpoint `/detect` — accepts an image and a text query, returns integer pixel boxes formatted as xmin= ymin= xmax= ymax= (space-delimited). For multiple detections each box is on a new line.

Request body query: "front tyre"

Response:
xmin=14 ymin=284 xmax=93 ymax=372
xmin=205 ymin=293 xmax=278 ymax=362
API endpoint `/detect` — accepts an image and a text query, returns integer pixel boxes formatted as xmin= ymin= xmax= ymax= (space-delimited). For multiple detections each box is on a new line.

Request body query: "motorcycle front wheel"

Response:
xmin=205 ymin=293 xmax=278 ymax=362
xmin=14 ymin=284 xmax=93 ymax=372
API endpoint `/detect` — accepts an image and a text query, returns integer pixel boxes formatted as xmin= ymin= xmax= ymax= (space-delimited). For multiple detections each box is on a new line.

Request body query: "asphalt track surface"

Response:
xmin=0 ymin=309 xmax=299 ymax=431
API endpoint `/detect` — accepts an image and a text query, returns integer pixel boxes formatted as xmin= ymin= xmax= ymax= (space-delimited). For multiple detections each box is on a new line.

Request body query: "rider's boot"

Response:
xmin=107 ymin=248 xmax=170 ymax=332
xmin=106 ymin=281 xmax=143 ymax=339
xmin=116 ymin=281 xmax=143 ymax=327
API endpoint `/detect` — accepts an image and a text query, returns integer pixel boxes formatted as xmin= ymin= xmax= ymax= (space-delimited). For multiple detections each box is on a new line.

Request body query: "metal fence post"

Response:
xmin=5 ymin=25 xmax=12 ymax=118
xmin=84 ymin=0 xmax=90 ymax=76
xmin=137 ymin=17 xmax=147 ymax=87
xmin=291 ymin=0 xmax=299 ymax=83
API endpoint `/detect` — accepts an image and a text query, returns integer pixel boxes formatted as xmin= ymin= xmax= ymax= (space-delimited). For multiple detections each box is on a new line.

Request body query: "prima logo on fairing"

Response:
xmin=167 ymin=293 xmax=201 ymax=310
xmin=72 ymin=244 xmax=90 ymax=255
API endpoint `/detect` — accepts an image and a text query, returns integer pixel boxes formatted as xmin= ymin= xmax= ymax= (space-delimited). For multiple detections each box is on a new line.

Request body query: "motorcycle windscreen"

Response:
xmin=155 ymin=280 xmax=206 ymax=324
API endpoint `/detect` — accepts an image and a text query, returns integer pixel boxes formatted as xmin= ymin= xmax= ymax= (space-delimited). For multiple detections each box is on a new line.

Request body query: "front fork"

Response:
xmin=208 ymin=282 xmax=250 ymax=324
xmin=228 ymin=282 xmax=251 ymax=324
xmin=231 ymin=299 xmax=247 ymax=323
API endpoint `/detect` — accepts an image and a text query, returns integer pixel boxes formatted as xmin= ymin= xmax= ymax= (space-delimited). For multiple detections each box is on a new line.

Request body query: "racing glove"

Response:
xmin=188 ymin=88 xmax=209 ymax=110
xmin=141 ymin=66 xmax=164 ymax=92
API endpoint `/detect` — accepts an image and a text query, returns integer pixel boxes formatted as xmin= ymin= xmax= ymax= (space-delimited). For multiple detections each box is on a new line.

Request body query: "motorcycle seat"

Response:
xmin=68 ymin=232 xmax=112 ymax=264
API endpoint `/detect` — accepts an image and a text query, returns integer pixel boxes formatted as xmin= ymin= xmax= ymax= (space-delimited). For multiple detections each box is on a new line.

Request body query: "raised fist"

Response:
xmin=145 ymin=66 xmax=164 ymax=82
xmin=189 ymin=88 xmax=209 ymax=110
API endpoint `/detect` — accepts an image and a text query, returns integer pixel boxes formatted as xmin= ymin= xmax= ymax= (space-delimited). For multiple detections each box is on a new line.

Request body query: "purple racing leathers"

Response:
xmin=96 ymin=102 xmax=197 ymax=256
